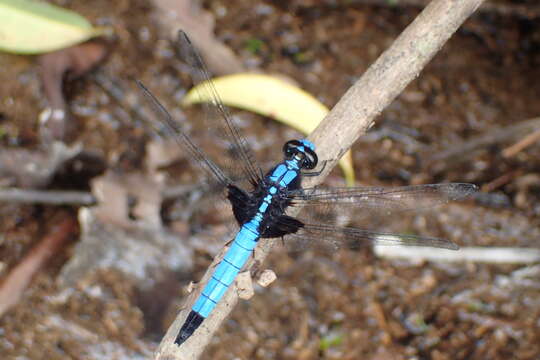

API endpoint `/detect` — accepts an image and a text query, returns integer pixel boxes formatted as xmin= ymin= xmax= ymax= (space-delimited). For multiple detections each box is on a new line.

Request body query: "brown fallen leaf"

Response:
xmin=38 ymin=40 xmax=108 ymax=143
xmin=0 ymin=216 xmax=78 ymax=317
xmin=151 ymin=0 xmax=244 ymax=75
xmin=58 ymin=171 xmax=193 ymax=287
xmin=144 ymin=137 xmax=184 ymax=174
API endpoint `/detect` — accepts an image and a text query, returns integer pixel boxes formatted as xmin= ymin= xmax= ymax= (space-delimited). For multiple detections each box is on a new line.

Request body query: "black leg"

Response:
xmin=303 ymin=160 xmax=328 ymax=177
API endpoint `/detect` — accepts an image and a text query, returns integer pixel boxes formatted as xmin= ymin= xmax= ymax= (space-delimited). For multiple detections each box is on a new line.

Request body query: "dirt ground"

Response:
xmin=1 ymin=0 xmax=540 ymax=359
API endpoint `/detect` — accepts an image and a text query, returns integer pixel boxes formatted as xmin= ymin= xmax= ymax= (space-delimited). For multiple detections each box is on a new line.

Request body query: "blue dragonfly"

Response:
xmin=137 ymin=31 xmax=477 ymax=346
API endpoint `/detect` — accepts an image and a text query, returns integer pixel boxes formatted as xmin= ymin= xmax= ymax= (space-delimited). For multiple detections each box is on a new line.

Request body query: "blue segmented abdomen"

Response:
xmin=192 ymin=221 xmax=259 ymax=317
xmin=175 ymin=223 xmax=259 ymax=345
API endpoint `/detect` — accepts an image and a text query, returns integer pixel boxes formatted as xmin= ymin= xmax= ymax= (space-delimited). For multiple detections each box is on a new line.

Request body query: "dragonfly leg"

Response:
xmin=303 ymin=160 xmax=328 ymax=177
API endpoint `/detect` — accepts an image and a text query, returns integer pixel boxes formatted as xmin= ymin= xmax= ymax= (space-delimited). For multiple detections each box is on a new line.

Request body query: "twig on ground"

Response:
xmin=502 ymin=128 xmax=540 ymax=158
xmin=0 ymin=188 xmax=96 ymax=206
xmin=480 ymin=170 xmax=522 ymax=193
xmin=154 ymin=1 xmax=487 ymax=359
xmin=0 ymin=184 xmax=200 ymax=206
xmin=374 ymin=246 xmax=540 ymax=264
xmin=0 ymin=216 xmax=77 ymax=317
xmin=426 ymin=117 xmax=540 ymax=172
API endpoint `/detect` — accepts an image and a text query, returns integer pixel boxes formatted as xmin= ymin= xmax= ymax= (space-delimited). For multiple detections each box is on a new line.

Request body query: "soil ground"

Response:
xmin=1 ymin=1 xmax=539 ymax=359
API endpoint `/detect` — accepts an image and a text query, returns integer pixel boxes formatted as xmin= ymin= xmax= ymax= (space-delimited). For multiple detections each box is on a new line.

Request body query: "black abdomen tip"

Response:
xmin=175 ymin=311 xmax=205 ymax=345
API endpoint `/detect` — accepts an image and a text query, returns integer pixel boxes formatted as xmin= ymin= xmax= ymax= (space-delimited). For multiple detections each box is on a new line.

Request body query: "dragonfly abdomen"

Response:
xmin=175 ymin=222 xmax=259 ymax=345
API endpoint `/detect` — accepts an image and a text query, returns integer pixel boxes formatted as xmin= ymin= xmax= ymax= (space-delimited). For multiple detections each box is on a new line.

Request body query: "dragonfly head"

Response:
xmin=283 ymin=139 xmax=318 ymax=170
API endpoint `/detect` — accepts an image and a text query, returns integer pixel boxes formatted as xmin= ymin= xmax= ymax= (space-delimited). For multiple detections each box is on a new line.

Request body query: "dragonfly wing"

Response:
xmin=137 ymin=81 xmax=231 ymax=187
xmin=287 ymin=183 xmax=477 ymax=220
xmin=278 ymin=183 xmax=475 ymax=251
xmin=176 ymin=31 xmax=263 ymax=186
xmin=285 ymin=222 xmax=459 ymax=251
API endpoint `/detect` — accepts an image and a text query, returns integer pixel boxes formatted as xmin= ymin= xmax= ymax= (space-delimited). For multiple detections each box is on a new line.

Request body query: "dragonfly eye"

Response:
xmin=283 ymin=140 xmax=318 ymax=169
xmin=302 ymin=149 xmax=318 ymax=169
xmin=283 ymin=140 xmax=302 ymax=159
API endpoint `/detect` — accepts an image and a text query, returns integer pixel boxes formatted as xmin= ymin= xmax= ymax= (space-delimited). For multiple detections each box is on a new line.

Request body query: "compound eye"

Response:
xmin=302 ymin=158 xmax=314 ymax=169
xmin=302 ymin=151 xmax=318 ymax=169
xmin=283 ymin=140 xmax=301 ymax=159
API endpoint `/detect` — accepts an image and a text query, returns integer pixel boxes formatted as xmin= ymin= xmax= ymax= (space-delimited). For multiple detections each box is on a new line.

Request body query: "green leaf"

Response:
xmin=319 ymin=332 xmax=344 ymax=351
xmin=183 ymin=73 xmax=356 ymax=185
xmin=0 ymin=0 xmax=106 ymax=54
xmin=244 ymin=38 xmax=264 ymax=54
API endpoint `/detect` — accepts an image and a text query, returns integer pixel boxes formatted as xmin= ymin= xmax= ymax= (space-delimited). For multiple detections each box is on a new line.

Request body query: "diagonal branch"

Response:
xmin=154 ymin=0 xmax=486 ymax=358
xmin=350 ymin=0 xmax=540 ymax=19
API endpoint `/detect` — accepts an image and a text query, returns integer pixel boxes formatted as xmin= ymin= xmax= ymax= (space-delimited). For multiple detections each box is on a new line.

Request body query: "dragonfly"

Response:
xmin=137 ymin=31 xmax=477 ymax=346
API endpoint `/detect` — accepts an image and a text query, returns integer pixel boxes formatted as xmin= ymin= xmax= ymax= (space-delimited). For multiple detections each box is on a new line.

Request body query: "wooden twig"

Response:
xmin=350 ymin=0 xmax=540 ymax=19
xmin=502 ymin=128 xmax=540 ymax=158
xmin=374 ymin=246 xmax=540 ymax=264
xmin=0 ymin=216 xmax=77 ymax=317
xmin=427 ymin=117 xmax=540 ymax=171
xmin=155 ymin=1 xmax=486 ymax=358
xmin=0 ymin=185 xmax=199 ymax=206
xmin=481 ymin=170 xmax=521 ymax=193
xmin=0 ymin=188 xmax=96 ymax=206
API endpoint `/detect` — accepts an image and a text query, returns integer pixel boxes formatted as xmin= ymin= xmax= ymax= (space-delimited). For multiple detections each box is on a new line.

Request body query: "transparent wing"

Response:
xmin=176 ymin=30 xmax=263 ymax=186
xmin=284 ymin=222 xmax=459 ymax=251
xmin=137 ymin=81 xmax=231 ymax=187
xmin=287 ymin=183 xmax=477 ymax=219
xmin=278 ymin=183 xmax=477 ymax=251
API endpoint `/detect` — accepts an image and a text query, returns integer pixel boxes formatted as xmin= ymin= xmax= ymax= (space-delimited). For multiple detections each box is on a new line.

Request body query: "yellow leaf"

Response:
xmin=183 ymin=73 xmax=355 ymax=185
xmin=0 ymin=0 xmax=106 ymax=54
